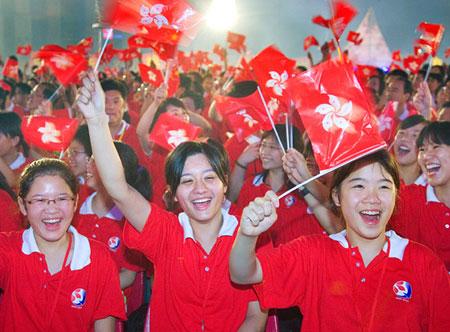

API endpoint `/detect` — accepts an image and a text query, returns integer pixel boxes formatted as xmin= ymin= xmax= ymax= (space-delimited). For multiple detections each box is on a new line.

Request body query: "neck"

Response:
xmin=347 ymin=230 xmax=387 ymax=267
xmin=109 ymin=121 xmax=123 ymax=138
xmin=191 ymin=213 xmax=223 ymax=254
xmin=398 ymin=163 xmax=421 ymax=185
xmin=3 ymin=150 xmax=19 ymax=166
xmin=434 ymin=183 xmax=450 ymax=208
xmin=36 ymin=231 xmax=71 ymax=257
xmin=92 ymin=189 xmax=115 ymax=217
xmin=266 ymin=168 xmax=285 ymax=193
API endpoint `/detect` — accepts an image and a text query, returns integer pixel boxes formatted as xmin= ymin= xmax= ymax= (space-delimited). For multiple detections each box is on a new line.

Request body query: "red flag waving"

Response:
xmin=45 ymin=51 xmax=88 ymax=86
xmin=347 ymin=31 xmax=362 ymax=45
xmin=22 ymin=116 xmax=79 ymax=152
xmin=149 ymin=41 xmax=177 ymax=61
xmin=2 ymin=58 xmax=19 ymax=80
xmin=303 ymin=35 xmax=319 ymax=51
xmin=403 ymin=55 xmax=425 ymax=74
xmin=249 ymin=45 xmax=296 ymax=119
xmin=213 ymin=44 xmax=226 ymax=61
xmin=312 ymin=0 xmax=358 ymax=39
xmin=445 ymin=47 xmax=450 ymax=58
xmin=355 ymin=65 xmax=378 ymax=84
xmin=102 ymin=0 xmax=202 ymax=45
xmin=128 ymin=33 xmax=155 ymax=48
xmin=392 ymin=50 xmax=402 ymax=62
xmin=287 ymin=59 xmax=385 ymax=172
xmin=138 ymin=63 xmax=163 ymax=87
xmin=149 ymin=113 xmax=201 ymax=151
xmin=416 ymin=22 xmax=445 ymax=56
xmin=227 ymin=31 xmax=246 ymax=53
xmin=16 ymin=44 xmax=32 ymax=56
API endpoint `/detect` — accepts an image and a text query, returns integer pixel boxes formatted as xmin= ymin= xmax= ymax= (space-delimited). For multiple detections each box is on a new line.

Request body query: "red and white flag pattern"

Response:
xmin=138 ymin=63 xmax=164 ymax=87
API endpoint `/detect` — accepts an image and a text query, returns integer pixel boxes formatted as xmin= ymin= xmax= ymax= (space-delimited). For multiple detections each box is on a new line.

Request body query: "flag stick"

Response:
xmin=47 ymin=85 xmax=63 ymax=104
xmin=164 ymin=59 xmax=173 ymax=85
xmin=285 ymin=113 xmax=290 ymax=150
xmin=256 ymin=86 xmax=286 ymax=154
xmin=423 ymin=55 xmax=433 ymax=82
xmin=278 ymin=170 xmax=331 ymax=200
xmin=58 ymin=149 xmax=65 ymax=160
xmin=94 ymin=28 xmax=113 ymax=73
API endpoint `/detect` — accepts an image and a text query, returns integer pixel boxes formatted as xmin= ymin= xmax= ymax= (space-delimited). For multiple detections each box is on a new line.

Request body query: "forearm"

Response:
xmin=94 ymin=316 xmax=115 ymax=332
xmin=238 ymin=301 xmax=267 ymax=332
xmin=303 ymin=194 xmax=344 ymax=234
xmin=119 ymin=268 xmax=137 ymax=289
xmin=187 ymin=110 xmax=212 ymax=135
xmin=229 ymin=230 xmax=262 ymax=284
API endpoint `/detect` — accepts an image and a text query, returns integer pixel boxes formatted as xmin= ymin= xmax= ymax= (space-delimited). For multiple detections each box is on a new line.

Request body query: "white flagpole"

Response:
xmin=285 ymin=113 xmax=290 ymax=150
xmin=94 ymin=28 xmax=113 ymax=73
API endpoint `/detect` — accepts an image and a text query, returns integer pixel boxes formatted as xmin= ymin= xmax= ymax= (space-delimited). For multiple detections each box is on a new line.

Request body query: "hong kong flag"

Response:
xmin=213 ymin=44 xmax=226 ymax=62
xmin=167 ymin=67 xmax=180 ymax=97
xmin=303 ymin=35 xmax=319 ymax=51
xmin=149 ymin=41 xmax=177 ymax=61
xmin=102 ymin=0 xmax=202 ymax=45
xmin=138 ymin=63 xmax=163 ymax=87
xmin=416 ymin=21 xmax=445 ymax=56
xmin=355 ymin=65 xmax=378 ymax=83
xmin=22 ymin=116 xmax=79 ymax=152
xmin=347 ymin=31 xmax=362 ymax=45
xmin=149 ymin=112 xmax=201 ymax=151
xmin=445 ymin=47 xmax=450 ymax=58
xmin=128 ymin=33 xmax=154 ymax=48
xmin=312 ymin=0 xmax=358 ymax=39
xmin=2 ymin=58 xmax=19 ymax=80
xmin=16 ymin=44 xmax=32 ymax=56
xmin=392 ymin=50 xmax=402 ymax=62
xmin=45 ymin=51 xmax=88 ymax=86
xmin=227 ymin=31 xmax=246 ymax=53
xmin=287 ymin=59 xmax=385 ymax=172
xmin=249 ymin=45 xmax=296 ymax=112
xmin=403 ymin=55 xmax=425 ymax=74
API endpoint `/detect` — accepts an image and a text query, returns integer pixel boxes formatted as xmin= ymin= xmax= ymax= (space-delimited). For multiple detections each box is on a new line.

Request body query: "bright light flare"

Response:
xmin=206 ymin=0 xmax=237 ymax=30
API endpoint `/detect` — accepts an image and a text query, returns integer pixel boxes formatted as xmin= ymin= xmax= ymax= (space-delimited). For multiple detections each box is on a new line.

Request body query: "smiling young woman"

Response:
xmin=76 ymin=71 xmax=267 ymax=331
xmin=0 ymin=158 xmax=125 ymax=331
xmin=229 ymin=149 xmax=450 ymax=331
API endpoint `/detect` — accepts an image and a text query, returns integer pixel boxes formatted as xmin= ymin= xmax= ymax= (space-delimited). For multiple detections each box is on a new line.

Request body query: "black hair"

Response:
xmin=0 ymin=171 xmax=16 ymax=200
xmin=15 ymin=82 xmax=32 ymax=95
xmin=114 ymin=141 xmax=152 ymax=200
xmin=39 ymin=82 xmax=58 ymax=100
xmin=0 ymin=112 xmax=30 ymax=157
xmin=398 ymin=114 xmax=428 ymax=131
xmin=329 ymin=149 xmax=400 ymax=216
xmin=101 ymin=78 xmax=129 ymax=99
xmin=164 ymin=139 xmax=229 ymax=211
xmin=73 ymin=124 xmax=92 ymax=157
xmin=181 ymin=90 xmax=205 ymax=110
xmin=416 ymin=121 xmax=450 ymax=148
xmin=149 ymin=97 xmax=187 ymax=132
xmin=19 ymin=158 xmax=78 ymax=199
xmin=387 ymin=69 xmax=409 ymax=80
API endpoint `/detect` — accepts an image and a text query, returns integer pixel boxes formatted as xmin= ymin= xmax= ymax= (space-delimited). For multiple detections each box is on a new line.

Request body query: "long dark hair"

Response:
xmin=0 ymin=112 xmax=30 ymax=157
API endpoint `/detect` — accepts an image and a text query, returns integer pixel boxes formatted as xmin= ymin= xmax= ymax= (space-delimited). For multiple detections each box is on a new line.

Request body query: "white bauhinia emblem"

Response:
xmin=409 ymin=61 xmax=418 ymax=72
xmin=315 ymin=95 xmax=352 ymax=132
xmin=167 ymin=129 xmax=188 ymax=147
xmin=50 ymin=55 xmax=73 ymax=70
xmin=135 ymin=37 xmax=144 ymax=45
xmin=237 ymin=109 xmax=258 ymax=127
xmin=266 ymin=70 xmax=288 ymax=96
xmin=267 ymin=98 xmax=280 ymax=115
xmin=140 ymin=4 xmax=169 ymax=29
xmin=147 ymin=71 xmax=157 ymax=82
xmin=38 ymin=122 xmax=61 ymax=143
xmin=377 ymin=114 xmax=392 ymax=133
xmin=174 ymin=8 xmax=195 ymax=29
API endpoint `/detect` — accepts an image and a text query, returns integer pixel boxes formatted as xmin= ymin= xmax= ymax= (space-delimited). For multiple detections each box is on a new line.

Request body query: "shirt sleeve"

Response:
xmin=123 ymin=203 xmax=178 ymax=264
xmin=253 ymin=235 xmax=322 ymax=310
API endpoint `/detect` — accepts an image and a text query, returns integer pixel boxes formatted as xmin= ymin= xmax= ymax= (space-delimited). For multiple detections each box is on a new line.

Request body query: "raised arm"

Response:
xmin=229 ymin=191 xmax=279 ymax=285
xmin=77 ymin=71 xmax=150 ymax=232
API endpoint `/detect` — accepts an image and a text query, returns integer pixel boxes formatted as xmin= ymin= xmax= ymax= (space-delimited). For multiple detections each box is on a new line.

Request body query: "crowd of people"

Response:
xmin=0 ymin=29 xmax=449 ymax=332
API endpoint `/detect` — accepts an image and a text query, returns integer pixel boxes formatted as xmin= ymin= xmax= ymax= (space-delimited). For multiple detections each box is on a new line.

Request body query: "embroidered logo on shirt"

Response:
xmin=284 ymin=195 xmax=296 ymax=208
xmin=108 ymin=236 xmax=121 ymax=251
xmin=71 ymin=288 xmax=87 ymax=308
xmin=393 ymin=281 xmax=412 ymax=301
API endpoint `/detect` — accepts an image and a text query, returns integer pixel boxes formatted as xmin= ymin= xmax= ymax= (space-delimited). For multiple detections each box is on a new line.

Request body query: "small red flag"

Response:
xmin=312 ymin=0 xmax=358 ymax=39
xmin=392 ymin=50 xmax=402 ymax=62
xmin=347 ymin=31 xmax=363 ymax=45
xmin=22 ymin=116 xmax=79 ymax=151
xmin=213 ymin=44 xmax=226 ymax=61
xmin=2 ymin=58 xmax=19 ymax=80
xmin=150 ymin=41 xmax=177 ymax=61
xmin=138 ymin=63 xmax=163 ymax=87
xmin=303 ymin=35 xmax=319 ymax=51
xmin=227 ymin=31 xmax=246 ymax=53
xmin=149 ymin=112 xmax=201 ymax=151
xmin=416 ymin=21 xmax=445 ymax=56
xmin=16 ymin=44 xmax=32 ymax=56
xmin=45 ymin=51 xmax=88 ymax=86
xmin=445 ymin=47 xmax=450 ymax=58
xmin=287 ymin=59 xmax=385 ymax=172
xmin=403 ymin=55 xmax=425 ymax=74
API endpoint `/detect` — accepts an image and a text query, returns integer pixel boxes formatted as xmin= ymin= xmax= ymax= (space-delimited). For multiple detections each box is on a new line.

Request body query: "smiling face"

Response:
xmin=332 ymin=162 xmax=397 ymax=246
xmin=104 ymin=90 xmax=126 ymax=127
xmin=418 ymin=139 xmax=450 ymax=189
xmin=393 ymin=122 xmax=427 ymax=167
xmin=166 ymin=104 xmax=189 ymax=122
xmin=174 ymin=153 xmax=226 ymax=226
xmin=18 ymin=175 xmax=76 ymax=248
xmin=259 ymin=135 xmax=283 ymax=171
xmin=67 ymin=140 xmax=89 ymax=178
xmin=85 ymin=157 xmax=101 ymax=191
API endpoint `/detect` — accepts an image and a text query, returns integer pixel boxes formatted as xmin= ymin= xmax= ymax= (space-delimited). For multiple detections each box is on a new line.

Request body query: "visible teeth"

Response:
xmin=426 ymin=163 xmax=440 ymax=170
xmin=193 ymin=198 xmax=210 ymax=204
xmin=399 ymin=145 xmax=410 ymax=152
xmin=360 ymin=210 xmax=380 ymax=216
xmin=43 ymin=219 xmax=61 ymax=224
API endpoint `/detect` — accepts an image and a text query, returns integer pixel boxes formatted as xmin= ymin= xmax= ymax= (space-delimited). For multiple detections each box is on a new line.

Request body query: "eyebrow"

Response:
xmin=181 ymin=168 xmax=215 ymax=177
xmin=348 ymin=177 xmax=393 ymax=184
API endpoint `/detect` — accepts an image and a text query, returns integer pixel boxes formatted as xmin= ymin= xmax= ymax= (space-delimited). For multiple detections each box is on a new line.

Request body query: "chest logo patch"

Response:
xmin=284 ymin=195 xmax=296 ymax=208
xmin=393 ymin=280 xmax=412 ymax=301
xmin=108 ymin=236 xmax=121 ymax=250
xmin=71 ymin=288 xmax=87 ymax=308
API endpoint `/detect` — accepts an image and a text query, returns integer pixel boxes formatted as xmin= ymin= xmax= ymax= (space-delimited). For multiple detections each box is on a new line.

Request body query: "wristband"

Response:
xmin=298 ymin=185 xmax=310 ymax=197
xmin=235 ymin=160 xmax=247 ymax=170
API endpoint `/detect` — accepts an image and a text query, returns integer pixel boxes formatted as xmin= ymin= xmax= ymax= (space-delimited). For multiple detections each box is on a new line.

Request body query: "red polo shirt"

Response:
xmin=123 ymin=203 xmax=257 ymax=331
xmin=0 ymin=226 xmax=126 ymax=331
xmin=0 ymin=190 xmax=22 ymax=232
xmin=141 ymin=145 xmax=168 ymax=209
xmin=390 ymin=184 xmax=450 ymax=271
xmin=255 ymin=230 xmax=450 ymax=331
xmin=74 ymin=192 xmax=145 ymax=272
xmin=231 ymin=175 xmax=325 ymax=247
xmin=113 ymin=120 xmax=147 ymax=165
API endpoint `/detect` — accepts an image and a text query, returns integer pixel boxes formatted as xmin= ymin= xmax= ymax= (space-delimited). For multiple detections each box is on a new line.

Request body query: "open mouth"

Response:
xmin=192 ymin=198 xmax=212 ymax=210
xmin=425 ymin=163 xmax=440 ymax=175
xmin=359 ymin=210 xmax=381 ymax=224
xmin=397 ymin=145 xmax=411 ymax=156
xmin=42 ymin=218 xmax=62 ymax=230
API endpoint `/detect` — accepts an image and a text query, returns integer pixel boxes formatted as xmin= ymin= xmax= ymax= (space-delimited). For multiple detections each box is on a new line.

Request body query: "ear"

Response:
xmin=17 ymin=197 xmax=28 ymax=216
xmin=11 ymin=136 xmax=20 ymax=148
xmin=331 ymin=189 xmax=341 ymax=207
xmin=73 ymin=194 xmax=79 ymax=211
